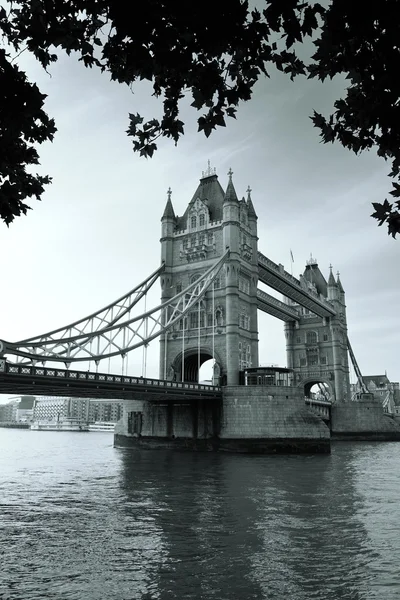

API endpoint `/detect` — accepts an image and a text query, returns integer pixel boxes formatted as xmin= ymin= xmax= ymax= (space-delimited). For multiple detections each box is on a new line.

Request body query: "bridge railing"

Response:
xmin=5 ymin=363 xmax=221 ymax=392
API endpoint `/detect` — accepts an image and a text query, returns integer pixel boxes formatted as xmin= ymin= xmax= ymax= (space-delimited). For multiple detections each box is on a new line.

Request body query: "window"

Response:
xmin=300 ymin=357 xmax=306 ymax=367
xmin=323 ymin=333 xmax=328 ymax=341
xmin=214 ymin=277 xmax=220 ymax=289
xmin=190 ymin=273 xmax=201 ymax=284
xmin=306 ymin=331 xmax=317 ymax=344
xmin=191 ymin=215 xmax=197 ymax=229
xmin=215 ymin=308 xmax=223 ymax=327
xmin=176 ymin=282 xmax=182 ymax=294
xmin=321 ymin=356 xmax=327 ymax=365
xmin=190 ymin=312 xmax=198 ymax=329
xmin=199 ymin=214 xmax=205 ymax=227
xmin=199 ymin=233 xmax=205 ymax=246
xmin=208 ymin=233 xmax=214 ymax=245
xmin=239 ymin=276 xmax=250 ymax=294
xmin=207 ymin=313 xmax=213 ymax=327
xmin=308 ymin=353 xmax=319 ymax=366
xmin=296 ymin=336 xmax=301 ymax=343
xmin=183 ymin=238 xmax=188 ymax=250
xmin=239 ymin=314 xmax=250 ymax=330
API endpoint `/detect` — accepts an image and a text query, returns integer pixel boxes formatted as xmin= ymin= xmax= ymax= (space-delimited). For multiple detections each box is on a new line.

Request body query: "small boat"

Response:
xmin=88 ymin=421 xmax=116 ymax=432
xmin=30 ymin=418 xmax=89 ymax=432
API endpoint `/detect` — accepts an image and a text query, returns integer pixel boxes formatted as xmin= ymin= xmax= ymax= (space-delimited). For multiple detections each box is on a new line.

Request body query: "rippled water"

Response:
xmin=1 ymin=430 xmax=400 ymax=599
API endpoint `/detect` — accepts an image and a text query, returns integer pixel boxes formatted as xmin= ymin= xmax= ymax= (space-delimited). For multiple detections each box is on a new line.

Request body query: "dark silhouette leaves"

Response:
xmin=0 ymin=0 xmax=400 ymax=236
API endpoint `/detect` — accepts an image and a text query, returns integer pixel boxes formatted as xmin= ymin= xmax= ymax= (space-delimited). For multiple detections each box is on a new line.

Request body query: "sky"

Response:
xmin=1 ymin=37 xmax=399 ymax=402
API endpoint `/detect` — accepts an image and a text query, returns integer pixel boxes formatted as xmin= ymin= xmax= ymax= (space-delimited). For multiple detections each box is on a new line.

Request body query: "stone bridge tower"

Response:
xmin=159 ymin=165 xmax=259 ymax=385
xmin=284 ymin=258 xmax=351 ymax=402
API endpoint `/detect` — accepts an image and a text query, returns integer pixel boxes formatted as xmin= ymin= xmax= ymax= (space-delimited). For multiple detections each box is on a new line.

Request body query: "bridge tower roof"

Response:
xmin=176 ymin=164 xmax=226 ymax=228
xmin=303 ymin=256 xmax=328 ymax=298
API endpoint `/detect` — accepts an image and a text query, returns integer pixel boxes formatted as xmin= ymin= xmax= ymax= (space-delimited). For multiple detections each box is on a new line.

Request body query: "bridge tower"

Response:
xmin=284 ymin=258 xmax=351 ymax=403
xmin=159 ymin=165 xmax=259 ymax=385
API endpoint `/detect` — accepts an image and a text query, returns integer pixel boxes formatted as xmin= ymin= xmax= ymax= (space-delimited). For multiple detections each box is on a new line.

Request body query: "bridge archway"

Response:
xmin=172 ymin=348 xmax=223 ymax=384
xmin=301 ymin=377 xmax=333 ymax=402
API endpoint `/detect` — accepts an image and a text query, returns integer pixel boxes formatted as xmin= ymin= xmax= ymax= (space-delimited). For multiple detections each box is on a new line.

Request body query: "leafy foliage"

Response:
xmin=1 ymin=0 xmax=400 ymax=236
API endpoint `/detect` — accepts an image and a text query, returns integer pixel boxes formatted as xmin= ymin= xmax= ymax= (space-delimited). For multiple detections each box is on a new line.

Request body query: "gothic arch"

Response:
xmin=171 ymin=347 xmax=224 ymax=383
xmin=298 ymin=376 xmax=334 ymax=401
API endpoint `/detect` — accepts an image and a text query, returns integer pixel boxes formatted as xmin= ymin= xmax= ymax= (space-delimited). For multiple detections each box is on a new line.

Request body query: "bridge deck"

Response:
xmin=258 ymin=252 xmax=336 ymax=318
xmin=0 ymin=363 xmax=222 ymax=401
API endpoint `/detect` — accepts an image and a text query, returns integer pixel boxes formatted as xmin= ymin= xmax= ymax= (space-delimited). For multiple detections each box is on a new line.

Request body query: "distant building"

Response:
xmin=32 ymin=397 xmax=123 ymax=423
xmin=32 ymin=397 xmax=70 ymax=422
xmin=0 ymin=396 xmax=35 ymax=422
xmin=88 ymin=400 xmax=123 ymax=423
xmin=351 ymin=374 xmax=399 ymax=414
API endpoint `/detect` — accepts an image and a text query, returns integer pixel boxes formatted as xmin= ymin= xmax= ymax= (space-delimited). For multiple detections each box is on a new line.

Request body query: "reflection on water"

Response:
xmin=1 ymin=429 xmax=400 ymax=599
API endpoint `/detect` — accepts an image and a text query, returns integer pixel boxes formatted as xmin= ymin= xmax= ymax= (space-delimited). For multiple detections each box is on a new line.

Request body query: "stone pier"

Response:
xmin=114 ymin=386 xmax=331 ymax=453
xmin=331 ymin=395 xmax=400 ymax=440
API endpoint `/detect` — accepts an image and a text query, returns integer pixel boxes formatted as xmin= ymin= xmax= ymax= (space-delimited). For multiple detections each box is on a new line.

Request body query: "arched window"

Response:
xmin=199 ymin=213 xmax=205 ymax=227
xmin=190 ymin=273 xmax=201 ymax=285
xmin=191 ymin=215 xmax=197 ymax=229
xmin=306 ymin=331 xmax=317 ymax=344
xmin=215 ymin=307 xmax=223 ymax=327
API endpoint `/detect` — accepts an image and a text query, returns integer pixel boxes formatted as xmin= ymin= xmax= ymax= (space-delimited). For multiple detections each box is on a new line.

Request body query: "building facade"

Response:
xmin=32 ymin=397 xmax=123 ymax=423
xmin=351 ymin=375 xmax=400 ymax=414
xmin=285 ymin=260 xmax=351 ymax=402
xmin=159 ymin=166 xmax=259 ymax=386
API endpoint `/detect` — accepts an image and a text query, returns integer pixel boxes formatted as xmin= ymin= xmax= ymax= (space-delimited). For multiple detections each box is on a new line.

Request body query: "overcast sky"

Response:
xmin=1 ymin=42 xmax=399 ymax=402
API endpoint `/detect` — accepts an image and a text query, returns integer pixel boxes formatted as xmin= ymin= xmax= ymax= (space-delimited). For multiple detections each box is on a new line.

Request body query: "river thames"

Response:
xmin=1 ymin=429 xmax=400 ymax=600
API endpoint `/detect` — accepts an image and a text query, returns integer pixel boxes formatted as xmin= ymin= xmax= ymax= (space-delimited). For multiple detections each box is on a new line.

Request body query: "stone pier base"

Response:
xmin=114 ymin=386 xmax=331 ymax=454
xmin=331 ymin=397 xmax=400 ymax=441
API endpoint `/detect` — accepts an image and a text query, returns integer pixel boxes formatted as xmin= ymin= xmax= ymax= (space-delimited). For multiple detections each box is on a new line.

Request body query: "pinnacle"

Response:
xmin=336 ymin=272 xmax=344 ymax=293
xmin=224 ymin=168 xmax=238 ymax=202
xmin=328 ymin=265 xmax=336 ymax=286
xmin=162 ymin=188 xmax=175 ymax=220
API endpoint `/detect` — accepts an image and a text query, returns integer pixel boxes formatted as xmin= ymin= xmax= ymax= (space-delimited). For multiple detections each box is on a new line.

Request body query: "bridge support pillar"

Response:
xmin=167 ymin=403 xmax=174 ymax=438
xmin=191 ymin=401 xmax=198 ymax=440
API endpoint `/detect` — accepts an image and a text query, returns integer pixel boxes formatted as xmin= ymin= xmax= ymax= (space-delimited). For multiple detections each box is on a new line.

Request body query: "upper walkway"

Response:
xmin=256 ymin=289 xmax=300 ymax=321
xmin=257 ymin=252 xmax=336 ymax=318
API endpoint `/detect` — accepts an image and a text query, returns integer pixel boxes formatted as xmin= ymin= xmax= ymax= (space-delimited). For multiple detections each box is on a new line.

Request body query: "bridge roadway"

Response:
xmin=258 ymin=252 xmax=336 ymax=319
xmin=0 ymin=362 xmax=222 ymax=401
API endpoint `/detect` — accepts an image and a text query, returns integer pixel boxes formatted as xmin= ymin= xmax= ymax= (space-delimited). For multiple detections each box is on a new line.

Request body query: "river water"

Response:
xmin=1 ymin=429 xmax=400 ymax=600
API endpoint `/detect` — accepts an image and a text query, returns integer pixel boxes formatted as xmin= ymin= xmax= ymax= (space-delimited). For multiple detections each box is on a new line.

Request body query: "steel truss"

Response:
xmin=1 ymin=252 xmax=229 ymax=365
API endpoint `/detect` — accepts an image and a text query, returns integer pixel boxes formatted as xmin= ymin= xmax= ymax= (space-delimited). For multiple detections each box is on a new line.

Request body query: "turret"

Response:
xmin=327 ymin=264 xmax=339 ymax=301
xmin=160 ymin=187 xmax=175 ymax=266
xmin=336 ymin=272 xmax=345 ymax=303
xmin=223 ymin=168 xmax=240 ymax=253
xmin=246 ymin=185 xmax=258 ymax=237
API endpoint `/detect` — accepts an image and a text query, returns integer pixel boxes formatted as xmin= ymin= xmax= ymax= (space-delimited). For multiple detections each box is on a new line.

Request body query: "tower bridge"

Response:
xmin=1 ymin=165 xmax=399 ymax=452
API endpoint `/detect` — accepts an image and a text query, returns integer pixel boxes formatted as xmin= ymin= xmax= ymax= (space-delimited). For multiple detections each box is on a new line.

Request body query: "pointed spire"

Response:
xmin=336 ymin=271 xmax=344 ymax=293
xmin=328 ymin=264 xmax=336 ymax=286
xmin=224 ymin=167 xmax=238 ymax=202
xmin=246 ymin=185 xmax=257 ymax=219
xmin=162 ymin=187 xmax=175 ymax=220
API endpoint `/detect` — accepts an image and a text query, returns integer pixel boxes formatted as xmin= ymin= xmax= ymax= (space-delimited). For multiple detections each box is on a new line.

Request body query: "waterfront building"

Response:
xmin=351 ymin=374 xmax=400 ymax=414
xmin=32 ymin=397 xmax=123 ymax=424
